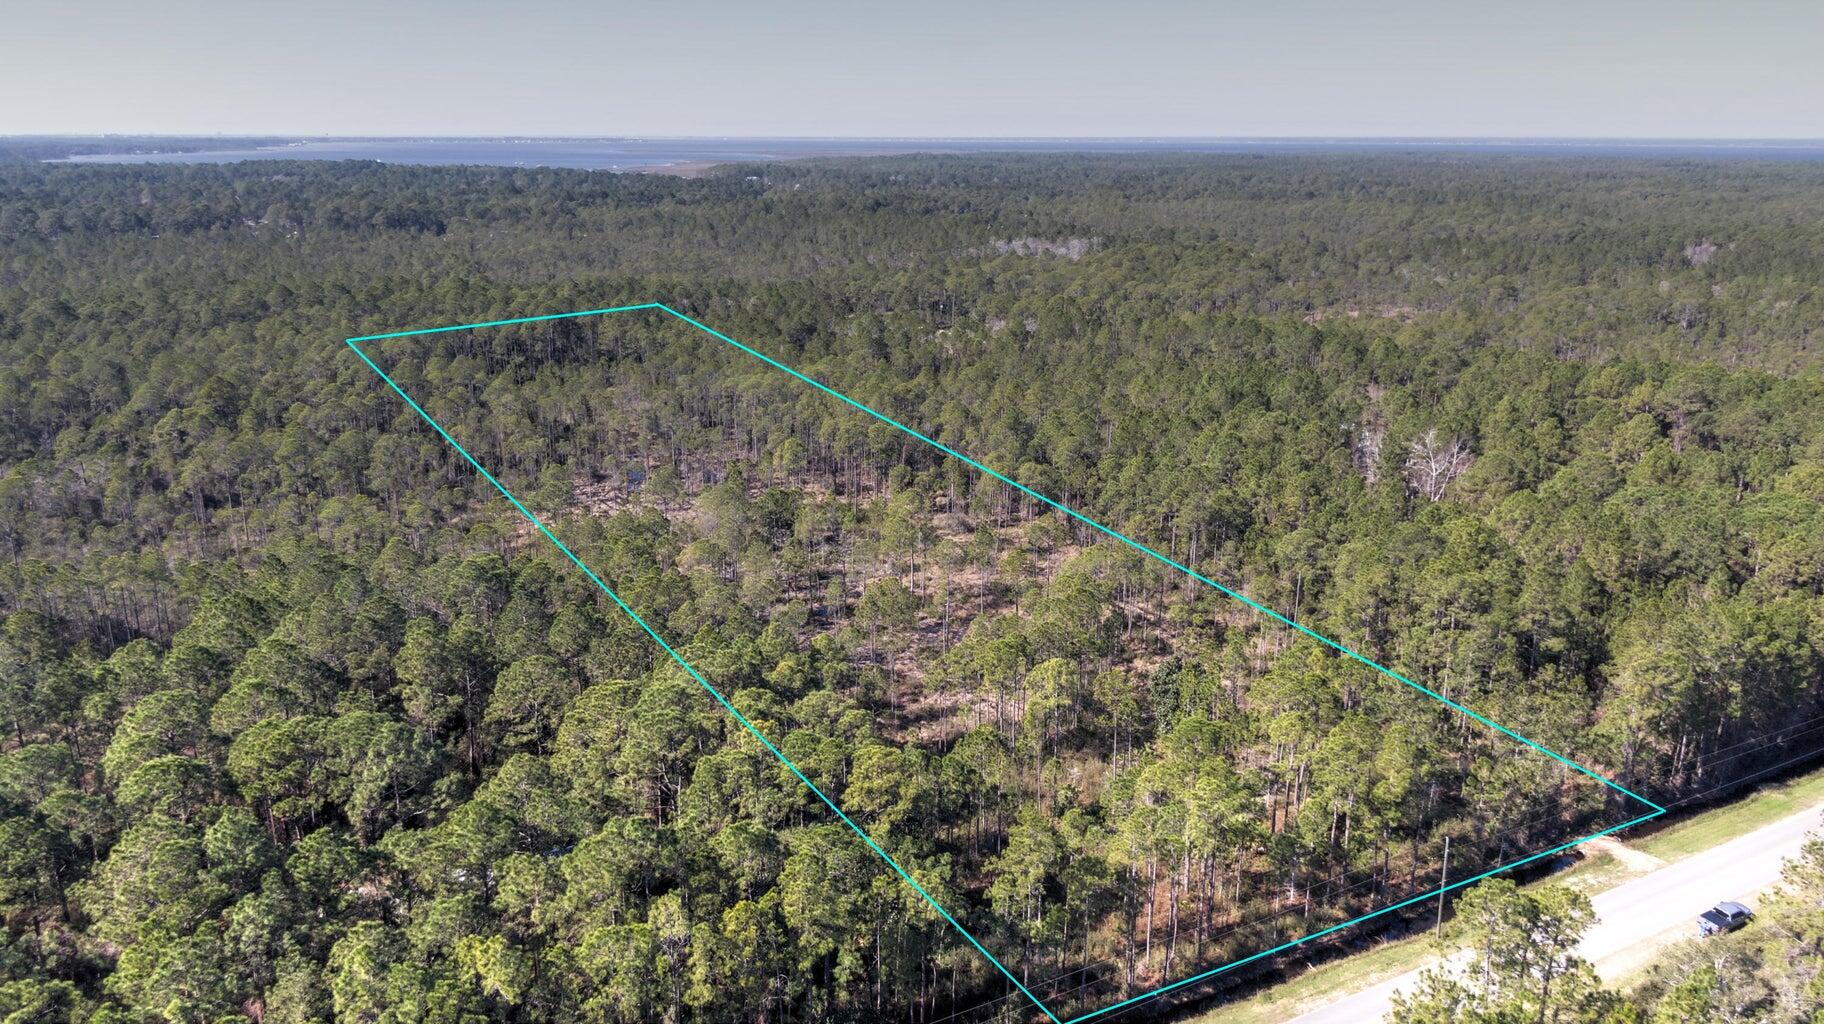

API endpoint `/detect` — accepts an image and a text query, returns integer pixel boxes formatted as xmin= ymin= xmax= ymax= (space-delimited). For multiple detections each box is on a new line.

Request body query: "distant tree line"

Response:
xmin=0 ymin=153 xmax=1819 ymax=1022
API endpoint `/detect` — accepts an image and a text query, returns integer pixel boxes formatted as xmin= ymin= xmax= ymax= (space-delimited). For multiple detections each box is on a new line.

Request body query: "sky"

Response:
xmin=8 ymin=0 xmax=1823 ymax=138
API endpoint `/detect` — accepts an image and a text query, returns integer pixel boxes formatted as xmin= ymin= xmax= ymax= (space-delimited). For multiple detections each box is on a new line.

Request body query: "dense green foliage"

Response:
xmin=0 ymin=153 xmax=1821 ymax=1023
xmin=1389 ymin=880 xmax=1625 ymax=1024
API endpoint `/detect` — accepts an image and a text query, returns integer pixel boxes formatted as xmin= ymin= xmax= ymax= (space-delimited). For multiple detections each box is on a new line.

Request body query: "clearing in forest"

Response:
xmin=347 ymin=302 xmax=1664 ymax=1024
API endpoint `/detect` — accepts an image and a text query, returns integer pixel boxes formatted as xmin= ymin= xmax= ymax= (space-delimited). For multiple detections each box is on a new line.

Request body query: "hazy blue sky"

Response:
xmin=8 ymin=0 xmax=1821 ymax=137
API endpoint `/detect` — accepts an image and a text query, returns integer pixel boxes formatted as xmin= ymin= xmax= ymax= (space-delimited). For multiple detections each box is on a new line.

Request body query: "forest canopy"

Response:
xmin=0 ymin=152 xmax=1821 ymax=1023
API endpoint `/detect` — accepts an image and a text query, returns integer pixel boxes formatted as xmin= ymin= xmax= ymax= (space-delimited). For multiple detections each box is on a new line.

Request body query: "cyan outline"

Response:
xmin=348 ymin=302 xmax=1666 ymax=1024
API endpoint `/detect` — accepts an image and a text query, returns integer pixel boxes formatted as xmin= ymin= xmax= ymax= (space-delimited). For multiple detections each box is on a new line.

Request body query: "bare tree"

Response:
xmin=1354 ymin=383 xmax=1389 ymax=484
xmin=1404 ymin=428 xmax=1473 ymax=501
xmin=1354 ymin=423 xmax=1386 ymax=484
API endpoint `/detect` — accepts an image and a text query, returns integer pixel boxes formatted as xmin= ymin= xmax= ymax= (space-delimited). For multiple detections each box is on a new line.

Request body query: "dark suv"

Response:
xmin=1697 ymin=901 xmax=1753 ymax=936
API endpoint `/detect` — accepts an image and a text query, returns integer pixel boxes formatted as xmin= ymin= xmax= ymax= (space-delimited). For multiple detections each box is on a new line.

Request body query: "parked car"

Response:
xmin=1697 ymin=901 xmax=1753 ymax=936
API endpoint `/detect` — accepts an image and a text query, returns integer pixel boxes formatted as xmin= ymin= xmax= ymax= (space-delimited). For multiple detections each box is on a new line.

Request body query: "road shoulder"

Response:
xmin=1190 ymin=765 xmax=1824 ymax=1024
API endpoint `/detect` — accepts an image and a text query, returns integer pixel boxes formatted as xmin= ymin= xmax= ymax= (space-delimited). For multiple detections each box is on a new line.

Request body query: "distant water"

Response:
xmin=49 ymin=137 xmax=1824 ymax=170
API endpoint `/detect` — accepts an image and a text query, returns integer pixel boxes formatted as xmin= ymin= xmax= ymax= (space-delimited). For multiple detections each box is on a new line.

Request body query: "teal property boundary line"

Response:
xmin=347 ymin=302 xmax=1667 ymax=1024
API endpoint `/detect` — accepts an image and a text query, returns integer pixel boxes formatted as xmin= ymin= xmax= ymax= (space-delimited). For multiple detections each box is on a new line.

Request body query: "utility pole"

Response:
xmin=1435 ymin=834 xmax=1451 ymax=937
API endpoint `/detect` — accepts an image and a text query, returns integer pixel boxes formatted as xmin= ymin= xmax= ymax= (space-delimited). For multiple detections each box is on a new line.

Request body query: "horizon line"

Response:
xmin=15 ymin=132 xmax=1824 ymax=144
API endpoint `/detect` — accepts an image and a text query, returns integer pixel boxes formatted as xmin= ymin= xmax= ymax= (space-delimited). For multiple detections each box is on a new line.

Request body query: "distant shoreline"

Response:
xmin=27 ymin=135 xmax=1824 ymax=171
xmin=636 ymin=160 xmax=724 ymax=177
